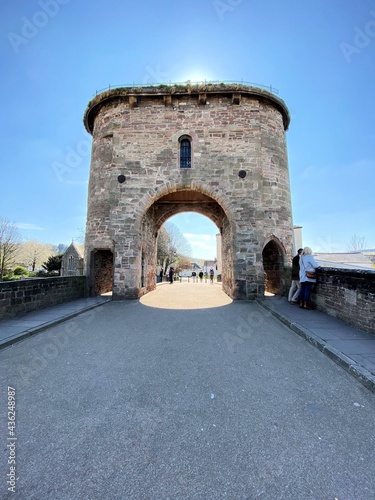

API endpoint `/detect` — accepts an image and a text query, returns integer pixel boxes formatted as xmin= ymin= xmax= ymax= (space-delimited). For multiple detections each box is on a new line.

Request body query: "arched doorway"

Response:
xmin=89 ymin=249 xmax=113 ymax=296
xmin=135 ymin=188 xmax=235 ymax=299
xmin=157 ymin=212 xmax=219 ymax=281
xmin=262 ymin=239 xmax=285 ymax=295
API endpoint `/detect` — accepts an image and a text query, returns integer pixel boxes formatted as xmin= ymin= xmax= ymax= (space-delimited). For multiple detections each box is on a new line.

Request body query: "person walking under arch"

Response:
xmin=169 ymin=266 xmax=175 ymax=284
xmin=209 ymin=267 xmax=214 ymax=284
xmin=299 ymin=247 xmax=318 ymax=309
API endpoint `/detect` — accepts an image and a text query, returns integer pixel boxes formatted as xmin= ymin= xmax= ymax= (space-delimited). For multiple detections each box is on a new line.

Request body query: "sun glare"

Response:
xmin=178 ymin=72 xmax=215 ymax=84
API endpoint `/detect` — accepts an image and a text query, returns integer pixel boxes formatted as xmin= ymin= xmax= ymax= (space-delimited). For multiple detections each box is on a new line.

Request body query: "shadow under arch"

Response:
xmin=138 ymin=183 xmax=235 ymax=299
xmin=262 ymin=236 xmax=286 ymax=295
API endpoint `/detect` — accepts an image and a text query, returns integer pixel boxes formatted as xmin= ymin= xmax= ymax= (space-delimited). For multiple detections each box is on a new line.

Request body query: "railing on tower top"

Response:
xmin=93 ymin=80 xmax=279 ymax=96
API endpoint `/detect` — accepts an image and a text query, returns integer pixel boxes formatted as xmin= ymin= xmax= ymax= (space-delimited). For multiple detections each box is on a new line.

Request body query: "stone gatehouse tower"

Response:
xmin=83 ymin=83 xmax=292 ymax=300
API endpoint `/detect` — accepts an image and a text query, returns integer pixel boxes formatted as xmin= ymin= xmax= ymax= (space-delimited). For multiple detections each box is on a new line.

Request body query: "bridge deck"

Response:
xmin=1 ymin=284 xmax=375 ymax=498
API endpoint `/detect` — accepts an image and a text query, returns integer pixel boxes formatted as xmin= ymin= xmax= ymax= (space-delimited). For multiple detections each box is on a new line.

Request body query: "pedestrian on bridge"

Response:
xmin=169 ymin=266 xmax=175 ymax=284
xmin=288 ymin=248 xmax=303 ymax=304
xmin=210 ymin=267 xmax=214 ymax=284
xmin=299 ymin=247 xmax=319 ymax=309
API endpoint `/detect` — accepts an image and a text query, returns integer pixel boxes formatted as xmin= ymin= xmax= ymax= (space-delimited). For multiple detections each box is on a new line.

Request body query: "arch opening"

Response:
xmin=89 ymin=249 xmax=113 ymax=296
xmin=136 ymin=188 xmax=235 ymax=299
xmin=262 ymin=239 xmax=285 ymax=295
xmin=157 ymin=212 xmax=220 ymax=284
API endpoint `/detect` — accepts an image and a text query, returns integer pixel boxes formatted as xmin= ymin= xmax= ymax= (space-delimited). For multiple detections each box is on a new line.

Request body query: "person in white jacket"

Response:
xmin=299 ymin=246 xmax=319 ymax=309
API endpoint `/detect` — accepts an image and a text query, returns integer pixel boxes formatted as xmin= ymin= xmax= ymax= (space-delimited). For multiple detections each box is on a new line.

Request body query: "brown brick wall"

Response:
xmin=0 ymin=277 xmax=85 ymax=320
xmin=310 ymin=268 xmax=375 ymax=334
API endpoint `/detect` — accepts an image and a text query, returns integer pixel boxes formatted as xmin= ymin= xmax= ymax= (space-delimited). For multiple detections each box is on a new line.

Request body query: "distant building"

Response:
xmin=203 ymin=259 xmax=217 ymax=275
xmin=314 ymin=252 xmax=374 ymax=270
xmin=190 ymin=262 xmax=202 ymax=271
xmin=293 ymin=226 xmax=303 ymax=253
xmin=61 ymin=243 xmax=84 ymax=276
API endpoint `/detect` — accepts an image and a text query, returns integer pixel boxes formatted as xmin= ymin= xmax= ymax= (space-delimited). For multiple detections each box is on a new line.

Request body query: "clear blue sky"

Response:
xmin=1 ymin=0 xmax=374 ymax=259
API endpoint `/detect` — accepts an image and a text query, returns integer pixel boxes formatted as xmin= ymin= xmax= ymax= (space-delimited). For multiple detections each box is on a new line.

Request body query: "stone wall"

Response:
xmin=0 ymin=277 xmax=85 ymax=320
xmin=310 ymin=268 xmax=375 ymax=334
xmin=83 ymin=84 xmax=294 ymax=299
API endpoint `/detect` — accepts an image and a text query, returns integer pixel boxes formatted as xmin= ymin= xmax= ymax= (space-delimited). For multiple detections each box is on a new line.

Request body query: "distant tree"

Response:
xmin=157 ymin=226 xmax=171 ymax=271
xmin=165 ymin=222 xmax=192 ymax=257
xmin=0 ymin=218 xmax=20 ymax=280
xmin=347 ymin=234 xmax=368 ymax=252
xmin=12 ymin=266 xmax=29 ymax=277
xmin=16 ymin=241 xmax=55 ymax=271
xmin=175 ymin=255 xmax=191 ymax=273
xmin=42 ymin=255 xmax=63 ymax=274
xmin=74 ymin=227 xmax=85 ymax=245
xmin=157 ymin=223 xmax=192 ymax=272
xmin=54 ymin=243 xmax=68 ymax=254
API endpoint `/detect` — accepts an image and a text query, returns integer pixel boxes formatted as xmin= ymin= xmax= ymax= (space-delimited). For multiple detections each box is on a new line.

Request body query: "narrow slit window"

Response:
xmin=68 ymin=255 xmax=74 ymax=271
xmin=180 ymin=138 xmax=192 ymax=168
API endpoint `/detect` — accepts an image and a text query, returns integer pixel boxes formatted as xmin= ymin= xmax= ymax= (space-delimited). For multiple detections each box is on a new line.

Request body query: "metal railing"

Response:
xmin=93 ymin=80 xmax=279 ymax=96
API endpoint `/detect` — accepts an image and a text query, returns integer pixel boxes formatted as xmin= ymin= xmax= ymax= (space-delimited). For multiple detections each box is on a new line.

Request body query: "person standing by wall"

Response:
xmin=288 ymin=248 xmax=303 ymax=304
xmin=299 ymin=247 xmax=319 ymax=309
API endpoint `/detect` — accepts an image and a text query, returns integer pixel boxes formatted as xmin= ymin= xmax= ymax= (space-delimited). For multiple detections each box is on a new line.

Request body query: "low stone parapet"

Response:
xmin=0 ymin=277 xmax=85 ymax=320
xmin=310 ymin=267 xmax=375 ymax=334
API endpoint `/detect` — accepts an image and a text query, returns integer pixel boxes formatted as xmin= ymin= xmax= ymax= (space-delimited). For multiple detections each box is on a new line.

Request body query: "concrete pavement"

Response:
xmin=1 ymin=284 xmax=374 ymax=499
xmin=0 ymin=296 xmax=110 ymax=350
xmin=1 ymin=284 xmax=374 ymax=393
xmin=257 ymin=295 xmax=375 ymax=393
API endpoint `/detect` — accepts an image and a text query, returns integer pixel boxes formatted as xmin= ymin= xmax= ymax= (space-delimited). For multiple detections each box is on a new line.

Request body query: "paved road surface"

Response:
xmin=1 ymin=283 xmax=374 ymax=499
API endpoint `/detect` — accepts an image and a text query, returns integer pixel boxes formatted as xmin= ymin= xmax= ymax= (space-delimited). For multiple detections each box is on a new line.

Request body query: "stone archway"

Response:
xmin=141 ymin=188 xmax=234 ymax=298
xmin=83 ymin=83 xmax=294 ymax=300
xmin=262 ymin=239 xmax=285 ymax=295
